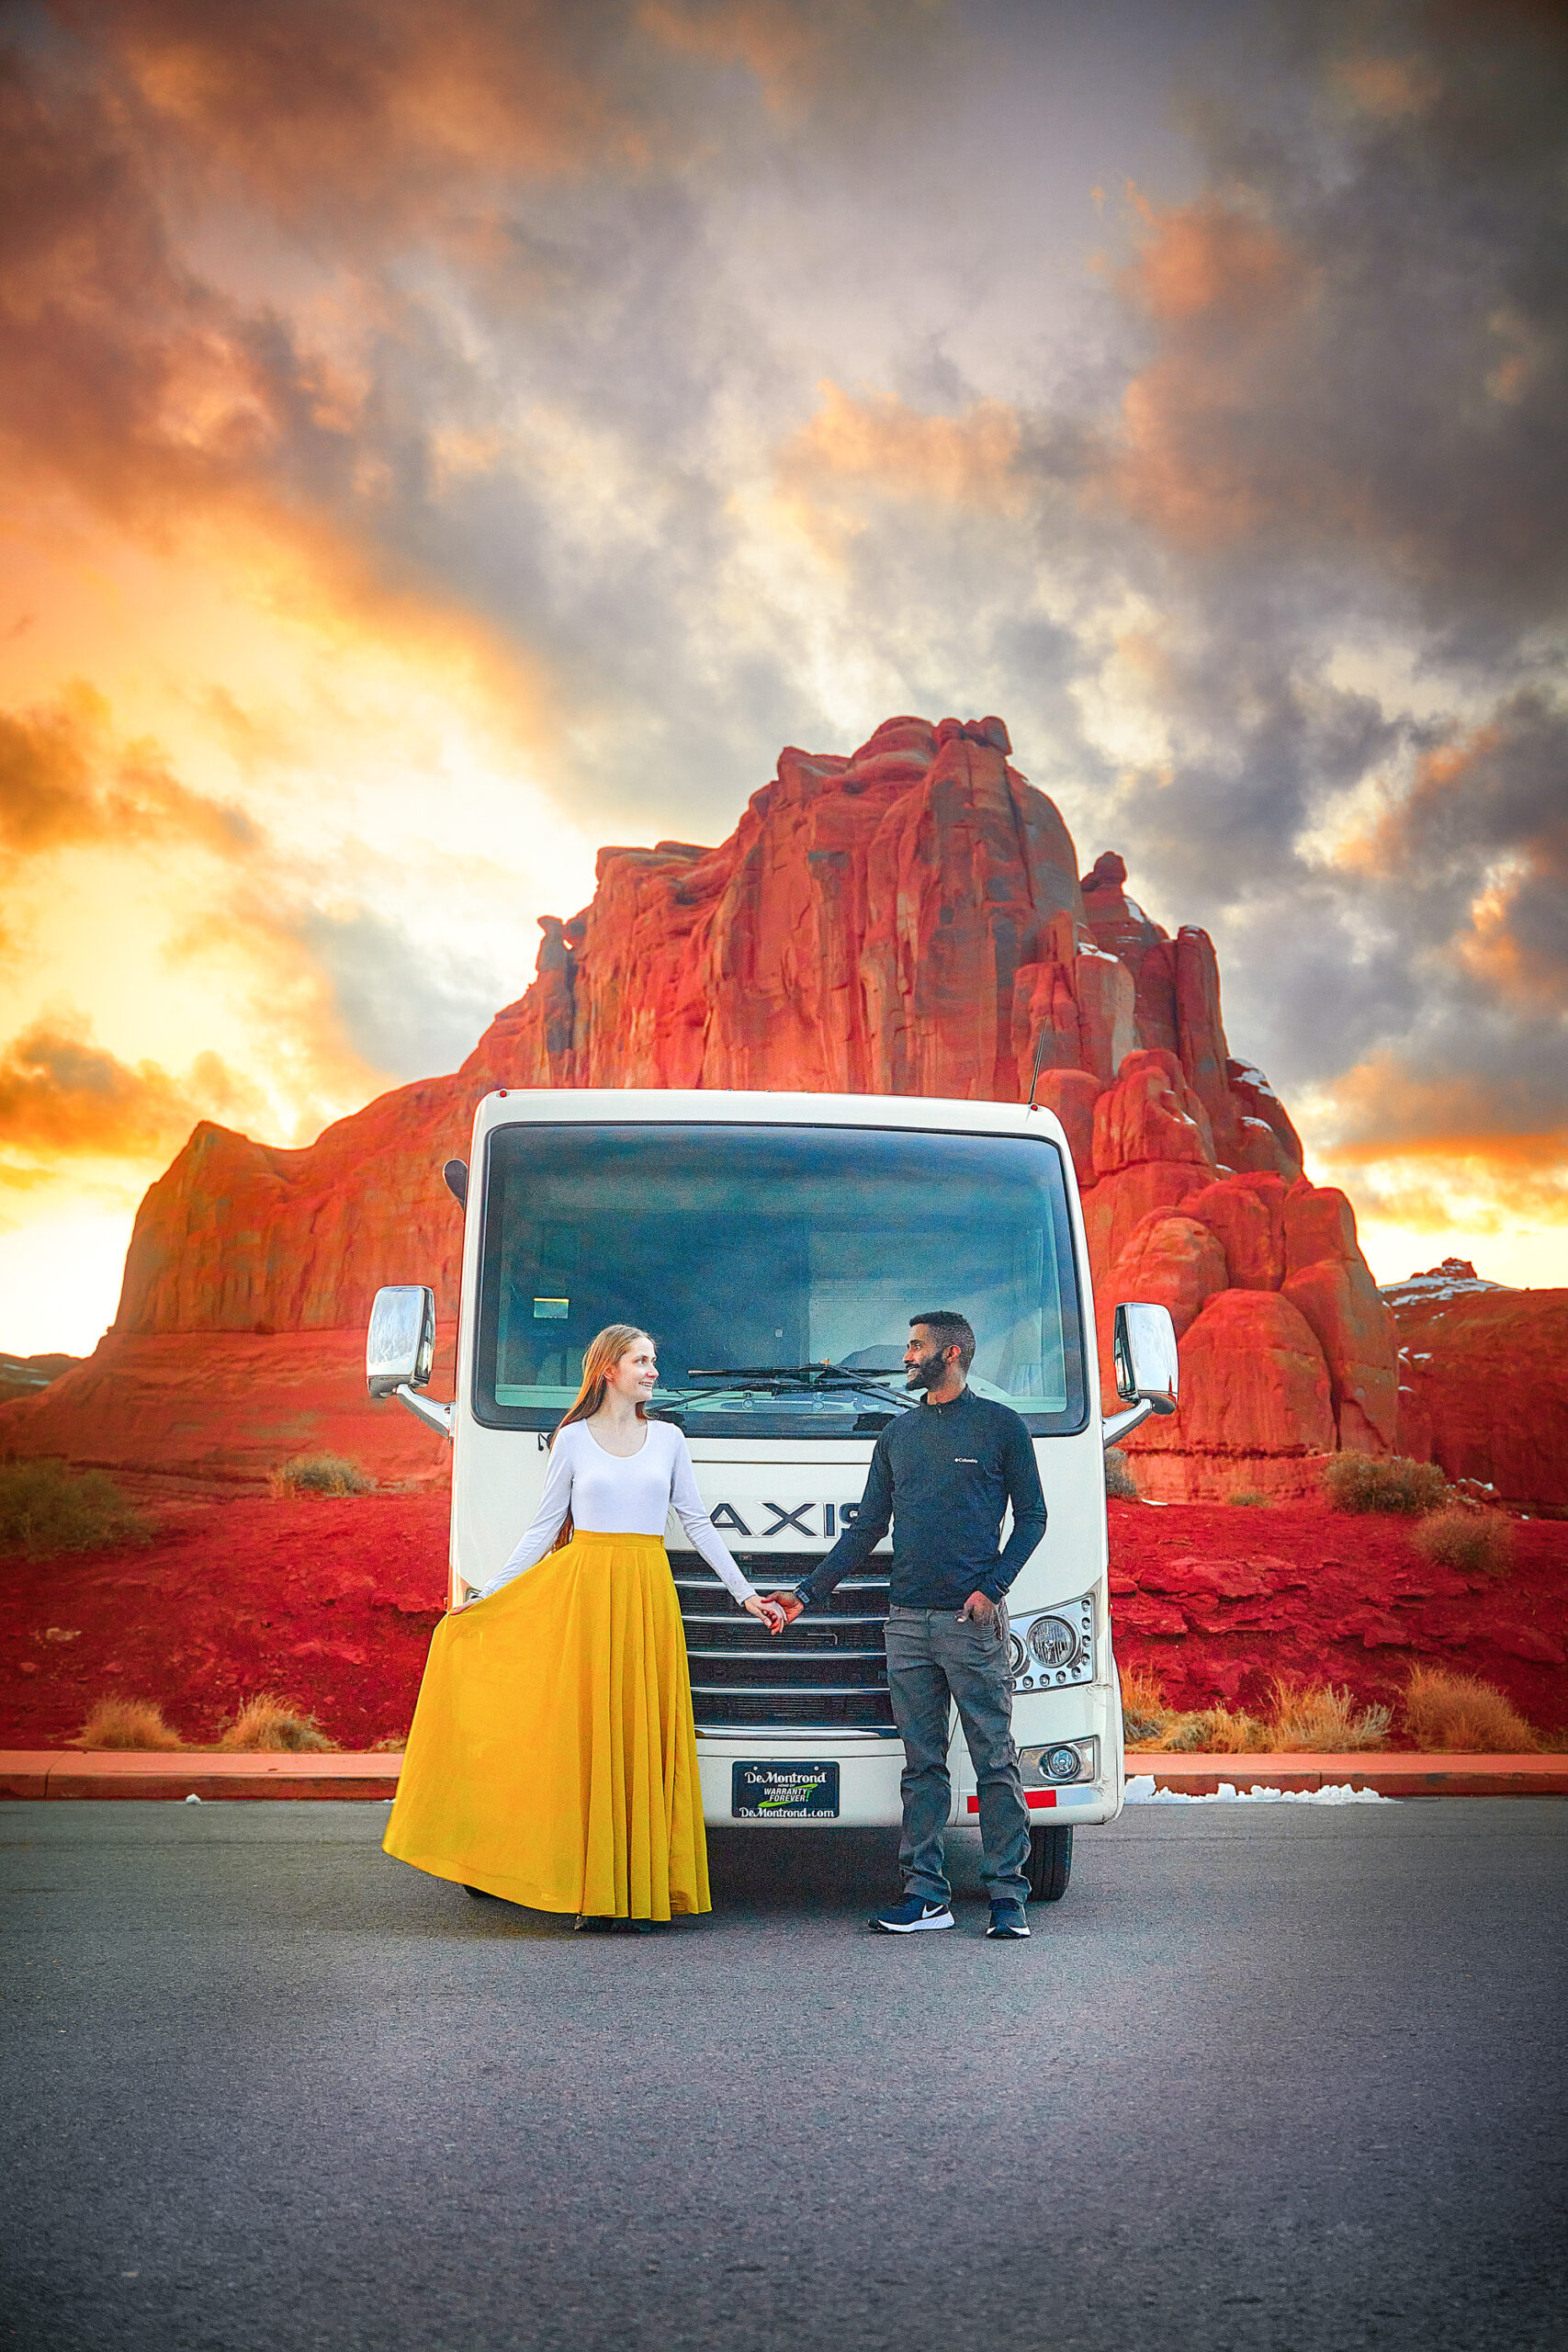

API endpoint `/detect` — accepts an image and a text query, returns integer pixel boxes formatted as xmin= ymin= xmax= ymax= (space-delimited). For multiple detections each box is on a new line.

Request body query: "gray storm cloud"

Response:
xmin=1 ymin=0 xmax=1562 ymax=1222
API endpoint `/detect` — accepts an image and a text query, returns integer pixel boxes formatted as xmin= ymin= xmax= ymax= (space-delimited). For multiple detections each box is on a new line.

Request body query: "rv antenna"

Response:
xmin=1027 ymin=1026 xmax=1050 ymax=1111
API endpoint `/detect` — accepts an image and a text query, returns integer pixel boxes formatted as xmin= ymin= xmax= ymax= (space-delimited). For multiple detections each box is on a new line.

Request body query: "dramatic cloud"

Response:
xmin=1106 ymin=7 xmax=1568 ymax=641
xmin=0 ymin=1015 xmax=256 ymax=1170
xmin=2 ymin=0 xmax=1565 ymax=1344
xmin=0 ymin=695 xmax=256 ymax=858
xmin=296 ymin=906 xmax=508 ymax=1083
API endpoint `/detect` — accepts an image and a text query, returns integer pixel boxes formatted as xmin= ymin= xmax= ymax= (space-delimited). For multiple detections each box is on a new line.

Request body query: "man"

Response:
xmin=769 ymin=1311 xmax=1045 ymax=1939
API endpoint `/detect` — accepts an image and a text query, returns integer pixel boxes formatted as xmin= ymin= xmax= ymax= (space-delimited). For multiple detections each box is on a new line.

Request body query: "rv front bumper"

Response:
xmin=694 ymin=1725 xmax=1122 ymax=1830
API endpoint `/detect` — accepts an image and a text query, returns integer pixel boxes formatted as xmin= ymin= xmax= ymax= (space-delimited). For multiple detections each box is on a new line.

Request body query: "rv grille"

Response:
xmin=669 ymin=1550 xmax=893 ymax=1731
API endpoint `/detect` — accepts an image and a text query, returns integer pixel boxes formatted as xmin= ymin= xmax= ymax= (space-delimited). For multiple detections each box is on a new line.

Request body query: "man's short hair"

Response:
xmin=910 ymin=1310 xmax=976 ymax=1371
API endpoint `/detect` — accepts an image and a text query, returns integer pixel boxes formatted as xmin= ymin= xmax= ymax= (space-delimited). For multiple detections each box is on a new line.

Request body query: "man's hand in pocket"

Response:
xmin=959 ymin=1590 xmax=997 ymax=1625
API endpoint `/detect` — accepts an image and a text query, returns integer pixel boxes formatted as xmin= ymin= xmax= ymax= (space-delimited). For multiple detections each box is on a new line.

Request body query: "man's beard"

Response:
xmin=904 ymin=1346 xmax=947 ymax=1393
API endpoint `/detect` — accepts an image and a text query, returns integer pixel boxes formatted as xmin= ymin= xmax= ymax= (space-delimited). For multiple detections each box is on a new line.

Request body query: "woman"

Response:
xmin=384 ymin=1324 xmax=782 ymax=1927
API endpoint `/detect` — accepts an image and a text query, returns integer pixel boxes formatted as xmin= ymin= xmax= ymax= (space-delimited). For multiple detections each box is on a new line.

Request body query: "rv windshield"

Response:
xmin=473 ymin=1122 xmax=1086 ymax=1436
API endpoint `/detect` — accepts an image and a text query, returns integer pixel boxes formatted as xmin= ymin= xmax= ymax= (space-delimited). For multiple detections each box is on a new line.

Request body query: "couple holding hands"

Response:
xmin=385 ymin=1308 xmax=1046 ymax=1939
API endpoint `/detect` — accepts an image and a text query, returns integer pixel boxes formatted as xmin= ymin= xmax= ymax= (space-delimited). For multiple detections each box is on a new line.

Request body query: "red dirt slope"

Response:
xmin=0 ymin=1495 xmax=449 ymax=1751
xmin=2 ymin=1495 xmax=1563 ymax=1752
xmin=1107 ymin=1499 xmax=1568 ymax=1736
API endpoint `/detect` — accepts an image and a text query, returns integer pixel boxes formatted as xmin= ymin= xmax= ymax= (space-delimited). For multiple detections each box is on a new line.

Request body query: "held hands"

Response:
xmin=746 ymin=1594 xmax=789 ymax=1634
xmin=959 ymin=1590 xmax=997 ymax=1625
xmin=762 ymin=1589 xmax=805 ymax=1631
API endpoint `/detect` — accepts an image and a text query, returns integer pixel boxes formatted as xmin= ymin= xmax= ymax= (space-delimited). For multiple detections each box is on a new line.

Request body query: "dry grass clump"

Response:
xmin=1119 ymin=1664 xmax=1172 ymax=1746
xmin=1267 ymin=1679 xmax=1392 ymax=1751
xmin=1120 ymin=1666 xmax=1393 ymax=1753
xmin=1104 ymin=1448 xmax=1140 ymax=1501
xmin=1165 ymin=1705 xmax=1270 ymax=1753
xmin=1413 ymin=1508 xmax=1515 ymax=1578
xmin=219 ymin=1693 xmax=337 ymax=1752
xmin=0 ymin=1461 xmax=150 ymax=1557
xmin=268 ymin=1453 xmax=372 ymax=1499
xmin=1403 ymin=1666 xmax=1538 ymax=1753
xmin=1322 ymin=1451 xmax=1447 ymax=1515
xmin=78 ymin=1696 xmax=183 ymax=1750
xmin=1228 ymin=1488 xmax=1269 ymax=1507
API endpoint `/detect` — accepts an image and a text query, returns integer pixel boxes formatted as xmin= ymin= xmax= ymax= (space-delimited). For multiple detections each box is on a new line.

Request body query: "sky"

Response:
xmin=1 ymin=0 xmax=1564 ymax=1353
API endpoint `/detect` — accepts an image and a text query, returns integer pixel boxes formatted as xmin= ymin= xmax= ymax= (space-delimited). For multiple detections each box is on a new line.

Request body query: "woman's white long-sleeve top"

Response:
xmin=475 ymin=1419 xmax=757 ymax=1604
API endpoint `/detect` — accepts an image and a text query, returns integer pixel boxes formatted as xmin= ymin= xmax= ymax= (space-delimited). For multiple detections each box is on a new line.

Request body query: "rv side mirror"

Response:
xmin=1112 ymin=1302 xmax=1179 ymax=1415
xmin=367 ymin=1284 xmax=436 ymax=1397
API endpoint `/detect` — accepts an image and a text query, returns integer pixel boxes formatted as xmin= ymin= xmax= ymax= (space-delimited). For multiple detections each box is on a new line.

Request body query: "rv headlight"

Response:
xmin=1043 ymin=1745 xmax=1082 ymax=1782
xmin=1026 ymin=1614 xmax=1079 ymax=1671
xmin=1007 ymin=1630 xmax=1028 ymax=1679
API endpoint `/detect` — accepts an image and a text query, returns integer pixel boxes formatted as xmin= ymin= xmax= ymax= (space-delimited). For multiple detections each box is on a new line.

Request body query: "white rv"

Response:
xmin=367 ymin=1089 xmax=1177 ymax=1904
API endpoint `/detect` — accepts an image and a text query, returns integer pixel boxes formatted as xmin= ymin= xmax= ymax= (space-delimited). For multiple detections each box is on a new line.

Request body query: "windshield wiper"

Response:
xmin=682 ymin=1363 xmax=915 ymax=1410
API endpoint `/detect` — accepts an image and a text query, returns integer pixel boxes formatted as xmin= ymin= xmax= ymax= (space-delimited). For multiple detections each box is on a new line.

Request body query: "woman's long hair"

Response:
xmin=553 ymin=1324 xmax=653 ymax=1444
xmin=548 ymin=1325 xmax=653 ymax=1552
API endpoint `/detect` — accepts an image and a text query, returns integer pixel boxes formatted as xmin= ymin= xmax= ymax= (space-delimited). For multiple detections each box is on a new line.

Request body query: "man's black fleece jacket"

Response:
xmin=793 ymin=1387 xmax=1047 ymax=1613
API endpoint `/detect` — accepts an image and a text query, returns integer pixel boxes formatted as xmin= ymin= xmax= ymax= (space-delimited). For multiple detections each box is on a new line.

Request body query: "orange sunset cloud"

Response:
xmin=1 ymin=0 xmax=1565 ymax=1348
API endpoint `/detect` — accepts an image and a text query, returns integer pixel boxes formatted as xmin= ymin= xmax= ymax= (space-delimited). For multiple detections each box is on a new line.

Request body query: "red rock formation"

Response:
xmin=1105 ymin=1215 xmax=1229 ymax=1347
xmin=1092 ymin=1049 xmax=1215 ymax=1178
xmin=105 ymin=714 xmax=1308 ymax=1342
xmin=1387 ymin=1274 xmax=1568 ymax=1510
xmin=1097 ymin=1211 xmax=1228 ymax=1412
xmin=0 ymin=1329 xmax=455 ymax=1491
xmin=1184 ymin=1173 xmax=1288 ymax=1293
xmin=1031 ymin=1069 xmax=1102 ymax=1184
xmin=1280 ymin=1183 xmax=1399 ymax=1452
xmin=0 ymin=713 xmax=1408 ymax=1498
xmin=1110 ymin=1171 xmax=1401 ymax=1494
xmin=111 ymin=1081 xmax=486 ymax=1340
xmin=1128 ymin=1290 xmax=1337 ymax=1498
xmin=1083 ymin=1159 xmax=1212 ymax=1283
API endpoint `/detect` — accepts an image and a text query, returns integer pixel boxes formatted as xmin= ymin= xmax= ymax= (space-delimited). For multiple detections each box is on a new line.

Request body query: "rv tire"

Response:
xmin=1028 ymin=1825 xmax=1073 ymax=1904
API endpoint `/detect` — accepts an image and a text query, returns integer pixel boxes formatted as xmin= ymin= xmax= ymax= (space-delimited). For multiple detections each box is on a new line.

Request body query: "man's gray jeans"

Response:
xmin=884 ymin=1603 xmax=1031 ymax=1907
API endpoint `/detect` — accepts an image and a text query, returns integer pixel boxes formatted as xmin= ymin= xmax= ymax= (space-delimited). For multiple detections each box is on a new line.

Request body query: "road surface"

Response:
xmin=2 ymin=1799 xmax=1563 ymax=2351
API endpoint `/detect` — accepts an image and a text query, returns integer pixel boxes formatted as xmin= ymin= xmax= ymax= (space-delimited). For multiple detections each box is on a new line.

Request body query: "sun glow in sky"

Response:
xmin=3 ymin=0 xmax=1565 ymax=1353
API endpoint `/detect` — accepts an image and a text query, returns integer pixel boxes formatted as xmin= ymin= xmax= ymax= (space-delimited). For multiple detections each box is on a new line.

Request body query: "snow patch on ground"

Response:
xmin=1124 ymin=1774 xmax=1394 ymax=1805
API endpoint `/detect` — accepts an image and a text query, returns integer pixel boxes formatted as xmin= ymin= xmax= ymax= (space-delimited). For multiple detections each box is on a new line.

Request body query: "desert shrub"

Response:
xmin=1103 ymin=1447 xmax=1140 ymax=1501
xmin=219 ymin=1693 xmax=337 ymax=1752
xmin=1228 ymin=1489 xmax=1269 ymax=1507
xmin=0 ymin=1461 xmax=149 ymax=1557
xmin=1322 ymin=1451 xmax=1448 ymax=1516
xmin=1413 ymin=1508 xmax=1515 ymax=1578
xmin=370 ymin=1732 xmax=409 ymax=1753
xmin=268 ymin=1453 xmax=372 ymax=1499
xmin=1265 ymin=1679 xmax=1391 ymax=1751
xmin=1165 ymin=1706 xmax=1270 ymax=1753
xmin=78 ymin=1696 xmax=183 ymax=1750
xmin=1119 ymin=1664 xmax=1172 ymax=1747
xmin=1403 ymin=1667 xmax=1538 ymax=1753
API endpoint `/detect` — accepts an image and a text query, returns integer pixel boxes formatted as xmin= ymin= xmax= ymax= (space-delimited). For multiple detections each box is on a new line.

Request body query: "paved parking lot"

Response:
xmin=2 ymin=1799 xmax=1564 ymax=2352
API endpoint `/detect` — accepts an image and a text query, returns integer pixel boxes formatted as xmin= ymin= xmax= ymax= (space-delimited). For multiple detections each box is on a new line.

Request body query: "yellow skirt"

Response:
xmin=383 ymin=1532 xmax=711 ymax=1919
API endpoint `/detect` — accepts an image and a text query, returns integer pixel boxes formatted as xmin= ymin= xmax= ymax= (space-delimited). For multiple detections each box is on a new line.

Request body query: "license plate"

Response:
xmin=732 ymin=1760 xmax=840 ymax=1819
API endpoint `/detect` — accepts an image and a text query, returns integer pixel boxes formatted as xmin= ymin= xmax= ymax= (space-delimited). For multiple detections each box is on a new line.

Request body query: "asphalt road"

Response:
xmin=2 ymin=1799 xmax=1564 ymax=2352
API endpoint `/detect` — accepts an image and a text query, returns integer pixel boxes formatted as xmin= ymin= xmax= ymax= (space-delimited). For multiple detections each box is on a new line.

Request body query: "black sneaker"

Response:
xmin=870 ymin=1895 xmax=954 ymax=1933
xmin=986 ymin=1901 xmax=1031 ymax=1939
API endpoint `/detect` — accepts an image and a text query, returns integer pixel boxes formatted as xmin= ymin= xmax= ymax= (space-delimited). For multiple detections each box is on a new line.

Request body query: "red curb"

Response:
xmin=1129 ymin=1752 xmax=1568 ymax=1798
xmin=0 ymin=1754 xmax=51 ymax=1799
xmin=4 ymin=1750 xmax=1564 ymax=1800
xmin=0 ymin=1750 xmax=402 ymax=1801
